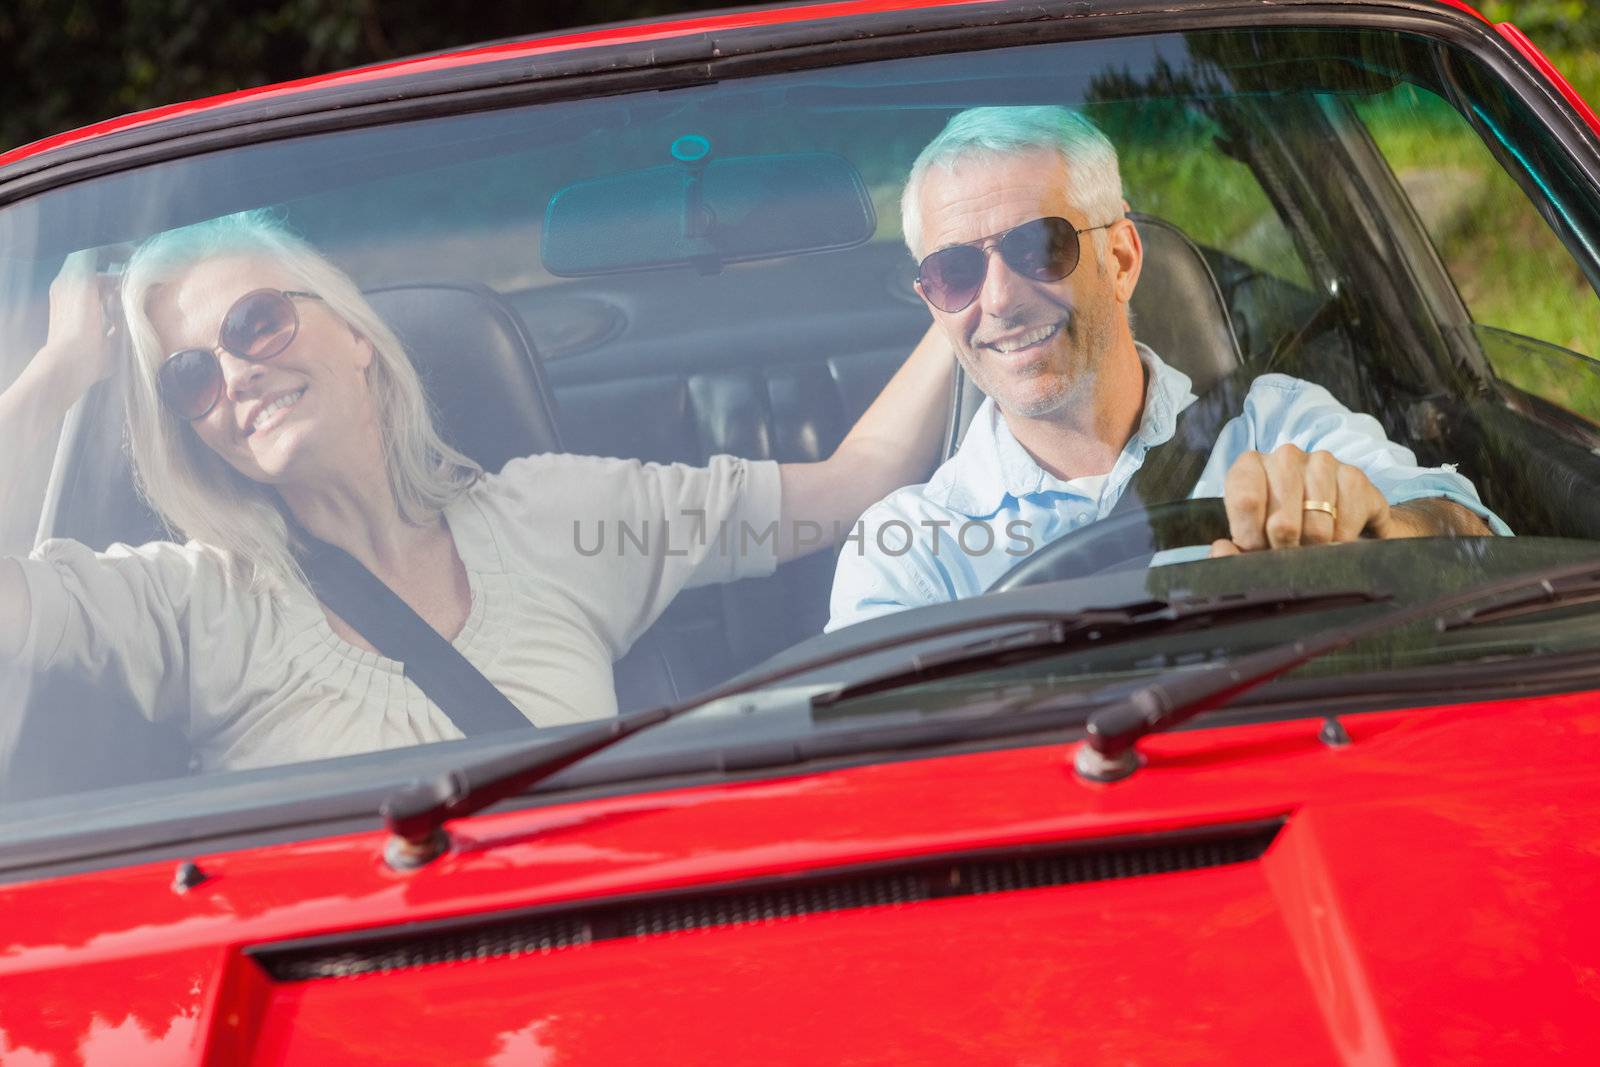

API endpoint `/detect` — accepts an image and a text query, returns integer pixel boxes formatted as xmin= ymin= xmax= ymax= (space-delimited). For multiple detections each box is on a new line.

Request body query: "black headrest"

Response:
xmin=944 ymin=212 xmax=1243 ymax=452
xmin=367 ymin=284 xmax=562 ymax=472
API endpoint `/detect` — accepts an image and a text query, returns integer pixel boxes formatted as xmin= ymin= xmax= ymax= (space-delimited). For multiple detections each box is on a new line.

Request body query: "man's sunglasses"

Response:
xmin=157 ymin=289 xmax=320 ymax=420
xmin=915 ymin=216 xmax=1115 ymax=314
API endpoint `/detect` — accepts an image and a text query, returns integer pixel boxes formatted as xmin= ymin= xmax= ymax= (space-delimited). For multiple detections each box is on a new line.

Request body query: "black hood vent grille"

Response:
xmin=254 ymin=819 xmax=1282 ymax=982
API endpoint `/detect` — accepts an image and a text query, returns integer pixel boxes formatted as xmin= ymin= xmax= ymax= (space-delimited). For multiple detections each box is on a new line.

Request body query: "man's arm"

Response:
xmin=1207 ymin=376 xmax=1502 ymax=555
xmin=1392 ymin=497 xmax=1493 ymax=537
xmin=1211 ymin=443 xmax=1492 ymax=556
xmin=776 ymin=325 xmax=953 ymax=562
xmin=825 ymin=499 xmax=955 ymax=632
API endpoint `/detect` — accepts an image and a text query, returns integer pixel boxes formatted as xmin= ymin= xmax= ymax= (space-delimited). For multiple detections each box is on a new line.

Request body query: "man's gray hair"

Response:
xmin=901 ymin=106 xmax=1124 ymax=260
xmin=120 ymin=209 xmax=481 ymax=593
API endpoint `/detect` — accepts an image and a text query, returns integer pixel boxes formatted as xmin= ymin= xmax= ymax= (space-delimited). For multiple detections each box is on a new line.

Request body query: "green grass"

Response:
xmin=1085 ymin=62 xmax=1600 ymax=419
xmin=1358 ymin=55 xmax=1600 ymax=420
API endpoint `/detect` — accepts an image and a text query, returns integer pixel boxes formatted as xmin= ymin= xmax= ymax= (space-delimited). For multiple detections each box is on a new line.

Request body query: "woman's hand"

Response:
xmin=0 ymin=251 xmax=124 ymax=649
xmin=36 ymin=250 xmax=119 ymax=402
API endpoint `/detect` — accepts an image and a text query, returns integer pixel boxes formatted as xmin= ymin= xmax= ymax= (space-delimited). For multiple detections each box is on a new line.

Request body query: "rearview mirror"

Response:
xmin=541 ymin=144 xmax=876 ymax=276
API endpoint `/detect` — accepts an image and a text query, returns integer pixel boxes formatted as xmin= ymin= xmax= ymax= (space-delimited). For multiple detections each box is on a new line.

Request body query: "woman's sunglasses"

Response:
xmin=157 ymin=289 xmax=320 ymax=420
xmin=915 ymin=216 xmax=1114 ymax=314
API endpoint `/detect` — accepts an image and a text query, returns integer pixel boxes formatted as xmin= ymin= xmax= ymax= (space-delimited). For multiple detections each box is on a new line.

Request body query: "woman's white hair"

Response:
xmin=901 ymin=105 xmax=1124 ymax=261
xmin=120 ymin=209 xmax=481 ymax=592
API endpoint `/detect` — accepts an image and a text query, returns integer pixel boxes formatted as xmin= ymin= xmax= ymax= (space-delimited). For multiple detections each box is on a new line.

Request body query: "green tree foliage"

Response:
xmin=1478 ymin=1 xmax=1600 ymax=49
xmin=0 ymin=0 xmax=703 ymax=152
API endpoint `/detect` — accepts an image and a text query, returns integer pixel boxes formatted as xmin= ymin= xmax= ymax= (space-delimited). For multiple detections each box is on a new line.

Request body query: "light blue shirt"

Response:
xmin=827 ymin=345 xmax=1509 ymax=632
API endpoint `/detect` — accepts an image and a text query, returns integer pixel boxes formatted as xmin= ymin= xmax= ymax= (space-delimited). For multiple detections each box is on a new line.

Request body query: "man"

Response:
xmin=827 ymin=106 xmax=1504 ymax=632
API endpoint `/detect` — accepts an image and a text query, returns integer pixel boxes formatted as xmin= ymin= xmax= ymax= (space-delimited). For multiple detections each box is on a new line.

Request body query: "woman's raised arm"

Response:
xmin=0 ymin=252 xmax=119 ymax=659
xmin=775 ymin=323 xmax=954 ymax=561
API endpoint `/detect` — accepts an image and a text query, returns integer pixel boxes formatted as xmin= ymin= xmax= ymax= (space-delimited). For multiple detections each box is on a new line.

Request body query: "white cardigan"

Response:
xmin=15 ymin=453 xmax=781 ymax=772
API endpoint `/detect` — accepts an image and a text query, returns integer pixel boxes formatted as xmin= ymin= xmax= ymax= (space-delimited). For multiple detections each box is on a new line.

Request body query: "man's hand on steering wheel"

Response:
xmin=1209 ymin=444 xmax=1446 ymax=558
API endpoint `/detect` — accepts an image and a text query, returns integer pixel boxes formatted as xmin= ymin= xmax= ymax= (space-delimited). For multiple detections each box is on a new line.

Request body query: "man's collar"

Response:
xmin=928 ymin=343 xmax=1197 ymax=517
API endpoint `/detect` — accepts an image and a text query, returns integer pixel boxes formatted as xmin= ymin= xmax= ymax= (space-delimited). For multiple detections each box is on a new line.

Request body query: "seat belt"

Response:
xmin=1110 ymin=371 xmax=1256 ymax=516
xmin=292 ymin=532 xmax=533 ymax=737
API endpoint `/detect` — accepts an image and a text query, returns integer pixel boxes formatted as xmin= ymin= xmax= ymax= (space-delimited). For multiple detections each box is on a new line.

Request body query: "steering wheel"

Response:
xmin=989 ymin=497 xmax=1232 ymax=592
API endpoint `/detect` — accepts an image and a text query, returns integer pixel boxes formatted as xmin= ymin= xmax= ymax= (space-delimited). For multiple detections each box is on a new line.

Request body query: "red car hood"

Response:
xmin=2 ymin=690 xmax=1598 ymax=1064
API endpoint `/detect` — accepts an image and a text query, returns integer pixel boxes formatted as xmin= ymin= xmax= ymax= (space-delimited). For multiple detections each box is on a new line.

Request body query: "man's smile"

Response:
xmin=976 ymin=320 xmax=1063 ymax=361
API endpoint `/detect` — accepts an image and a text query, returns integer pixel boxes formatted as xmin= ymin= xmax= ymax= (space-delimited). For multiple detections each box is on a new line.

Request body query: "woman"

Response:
xmin=0 ymin=211 xmax=951 ymax=772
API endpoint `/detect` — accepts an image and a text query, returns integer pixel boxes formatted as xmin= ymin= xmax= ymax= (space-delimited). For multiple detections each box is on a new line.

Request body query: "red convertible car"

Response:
xmin=4 ymin=0 xmax=1600 ymax=1062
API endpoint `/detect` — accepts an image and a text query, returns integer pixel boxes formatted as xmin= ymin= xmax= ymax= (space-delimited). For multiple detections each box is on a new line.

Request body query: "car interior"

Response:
xmin=0 ymin=200 xmax=1345 ymax=804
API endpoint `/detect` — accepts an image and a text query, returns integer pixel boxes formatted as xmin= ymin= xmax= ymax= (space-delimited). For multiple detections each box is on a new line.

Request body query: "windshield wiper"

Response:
xmin=1072 ymin=557 xmax=1600 ymax=782
xmin=377 ymin=587 xmax=1382 ymax=867
xmin=1436 ymin=568 xmax=1600 ymax=629
xmin=378 ymin=605 xmax=1129 ymax=866
xmin=810 ymin=588 xmax=1386 ymax=707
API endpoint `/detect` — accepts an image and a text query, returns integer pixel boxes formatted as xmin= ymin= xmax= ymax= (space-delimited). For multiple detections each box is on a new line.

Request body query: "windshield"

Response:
xmin=4 ymin=24 xmax=1600 ymax=858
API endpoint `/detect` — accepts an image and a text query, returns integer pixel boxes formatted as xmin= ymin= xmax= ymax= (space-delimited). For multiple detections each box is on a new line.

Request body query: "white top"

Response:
xmin=1063 ymin=473 xmax=1108 ymax=503
xmin=15 ymin=453 xmax=781 ymax=773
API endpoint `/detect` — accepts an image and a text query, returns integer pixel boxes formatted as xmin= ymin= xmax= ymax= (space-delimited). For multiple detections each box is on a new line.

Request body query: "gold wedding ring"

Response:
xmin=1302 ymin=499 xmax=1338 ymax=522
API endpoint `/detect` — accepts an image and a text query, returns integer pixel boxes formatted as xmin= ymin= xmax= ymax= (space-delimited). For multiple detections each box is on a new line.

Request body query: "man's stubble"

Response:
xmin=976 ymin=284 xmax=1121 ymax=424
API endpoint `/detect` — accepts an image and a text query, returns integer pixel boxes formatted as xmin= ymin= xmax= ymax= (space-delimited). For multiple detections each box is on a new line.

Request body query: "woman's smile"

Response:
xmin=244 ymin=386 xmax=307 ymax=438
